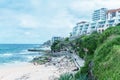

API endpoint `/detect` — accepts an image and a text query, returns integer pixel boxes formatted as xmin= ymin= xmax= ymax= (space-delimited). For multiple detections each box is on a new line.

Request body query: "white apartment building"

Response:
xmin=96 ymin=20 xmax=106 ymax=33
xmin=89 ymin=22 xmax=97 ymax=33
xmin=71 ymin=21 xmax=90 ymax=37
xmin=92 ymin=8 xmax=107 ymax=33
xmin=106 ymin=8 xmax=120 ymax=26
xmin=71 ymin=8 xmax=120 ymax=38
xmin=72 ymin=26 xmax=79 ymax=37
xmin=92 ymin=8 xmax=107 ymax=22
xmin=97 ymin=8 xmax=120 ymax=33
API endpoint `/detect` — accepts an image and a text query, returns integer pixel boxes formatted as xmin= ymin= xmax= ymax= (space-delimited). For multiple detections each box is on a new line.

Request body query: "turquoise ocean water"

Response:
xmin=0 ymin=44 xmax=42 ymax=65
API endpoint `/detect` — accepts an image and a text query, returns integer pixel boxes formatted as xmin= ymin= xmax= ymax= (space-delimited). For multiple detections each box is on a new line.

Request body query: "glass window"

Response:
xmin=112 ymin=12 xmax=116 ymax=17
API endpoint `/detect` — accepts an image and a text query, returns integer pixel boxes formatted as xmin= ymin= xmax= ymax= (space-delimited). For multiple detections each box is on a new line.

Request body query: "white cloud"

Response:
xmin=50 ymin=10 xmax=78 ymax=29
xmin=96 ymin=0 xmax=120 ymax=9
xmin=18 ymin=14 xmax=40 ymax=29
xmin=1 ymin=0 xmax=120 ymax=43
xmin=67 ymin=0 xmax=120 ymax=22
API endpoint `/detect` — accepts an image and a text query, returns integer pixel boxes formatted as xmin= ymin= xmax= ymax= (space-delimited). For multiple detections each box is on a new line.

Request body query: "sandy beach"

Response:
xmin=0 ymin=63 xmax=59 ymax=80
xmin=0 ymin=55 xmax=78 ymax=80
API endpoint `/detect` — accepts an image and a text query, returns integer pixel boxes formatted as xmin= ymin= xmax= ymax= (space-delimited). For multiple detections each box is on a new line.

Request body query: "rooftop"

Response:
xmin=76 ymin=21 xmax=87 ymax=25
xmin=107 ymin=8 xmax=120 ymax=13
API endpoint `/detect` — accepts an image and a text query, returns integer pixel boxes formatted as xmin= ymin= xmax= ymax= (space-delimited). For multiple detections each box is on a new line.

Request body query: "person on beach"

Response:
xmin=33 ymin=62 xmax=38 ymax=65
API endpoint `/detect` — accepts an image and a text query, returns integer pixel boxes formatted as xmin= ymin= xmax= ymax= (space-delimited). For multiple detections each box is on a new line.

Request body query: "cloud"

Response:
xmin=0 ymin=0 xmax=120 ymax=43
xmin=18 ymin=14 xmax=40 ymax=29
xmin=69 ymin=0 xmax=120 ymax=21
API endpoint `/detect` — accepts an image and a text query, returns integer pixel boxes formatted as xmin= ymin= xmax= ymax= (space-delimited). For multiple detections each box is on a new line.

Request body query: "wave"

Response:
xmin=0 ymin=61 xmax=29 ymax=67
xmin=18 ymin=49 xmax=38 ymax=55
xmin=0 ymin=53 xmax=13 ymax=57
xmin=26 ymin=56 xmax=35 ymax=60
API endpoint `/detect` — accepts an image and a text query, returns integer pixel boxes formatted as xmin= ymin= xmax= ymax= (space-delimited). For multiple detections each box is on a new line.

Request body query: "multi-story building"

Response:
xmin=92 ymin=8 xmax=107 ymax=22
xmin=96 ymin=20 xmax=106 ymax=33
xmin=72 ymin=26 xmax=79 ymax=37
xmin=77 ymin=21 xmax=88 ymax=35
xmin=71 ymin=8 xmax=120 ymax=38
xmin=97 ymin=8 xmax=120 ymax=32
xmin=71 ymin=21 xmax=89 ymax=37
xmin=106 ymin=8 xmax=120 ymax=27
xmin=88 ymin=22 xmax=97 ymax=33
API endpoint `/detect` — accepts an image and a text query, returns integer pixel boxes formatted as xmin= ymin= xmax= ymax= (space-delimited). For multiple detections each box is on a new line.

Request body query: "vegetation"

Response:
xmin=51 ymin=40 xmax=61 ymax=52
xmin=52 ymin=26 xmax=120 ymax=80
xmin=59 ymin=73 xmax=73 ymax=80
xmin=59 ymin=72 xmax=87 ymax=80
xmin=31 ymin=56 xmax=50 ymax=64
xmin=93 ymin=37 xmax=120 ymax=79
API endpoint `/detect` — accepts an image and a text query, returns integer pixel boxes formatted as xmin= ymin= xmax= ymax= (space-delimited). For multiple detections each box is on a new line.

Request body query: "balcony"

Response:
xmin=108 ymin=20 xmax=115 ymax=24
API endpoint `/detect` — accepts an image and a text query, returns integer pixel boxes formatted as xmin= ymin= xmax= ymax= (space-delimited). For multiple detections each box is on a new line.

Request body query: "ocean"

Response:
xmin=0 ymin=44 xmax=43 ymax=65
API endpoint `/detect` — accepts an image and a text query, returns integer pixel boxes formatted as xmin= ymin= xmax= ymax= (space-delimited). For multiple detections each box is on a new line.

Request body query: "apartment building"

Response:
xmin=71 ymin=8 xmax=120 ymax=38
xmin=92 ymin=8 xmax=107 ymax=22
xmin=71 ymin=21 xmax=89 ymax=37
xmin=89 ymin=22 xmax=97 ymax=33
xmin=97 ymin=8 xmax=120 ymax=32
xmin=92 ymin=8 xmax=107 ymax=33
xmin=72 ymin=26 xmax=79 ymax=37
xmin=106 ymin=8 xmax=120 ymax=26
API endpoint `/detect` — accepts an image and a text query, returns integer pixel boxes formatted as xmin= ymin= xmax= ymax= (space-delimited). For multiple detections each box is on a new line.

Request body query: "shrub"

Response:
xmin=59 ymin=73 xmax=73 ymax=80
xmin=93 ymin=36 xmax=120 ymax=79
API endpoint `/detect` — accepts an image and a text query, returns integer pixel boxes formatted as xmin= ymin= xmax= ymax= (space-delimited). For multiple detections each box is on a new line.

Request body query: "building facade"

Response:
xmin=106 ymin=8 xmax=120 ymax=26
xmin=71 ymin=21 xmax=90 ymax=37
xmin=71 ymin=8 xmax=120 ymax=38
xmin=92 ymin=8 xmax=107 ymax=22
xmin=51 ymin=37 xmax=62 ymax=43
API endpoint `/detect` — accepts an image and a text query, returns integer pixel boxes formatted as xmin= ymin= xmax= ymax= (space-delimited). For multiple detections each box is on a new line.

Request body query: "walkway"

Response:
xmin=66 ymin=51 xmax=85 ymax=69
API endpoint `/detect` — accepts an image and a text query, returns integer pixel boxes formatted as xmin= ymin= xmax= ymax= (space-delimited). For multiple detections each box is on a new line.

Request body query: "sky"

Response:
xmin=0 ymin=0 xmax=120 ymax=44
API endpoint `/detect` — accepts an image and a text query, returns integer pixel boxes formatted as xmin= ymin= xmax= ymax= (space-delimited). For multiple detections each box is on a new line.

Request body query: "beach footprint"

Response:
xmin=15 ymin=73 xmax=30 ymax=80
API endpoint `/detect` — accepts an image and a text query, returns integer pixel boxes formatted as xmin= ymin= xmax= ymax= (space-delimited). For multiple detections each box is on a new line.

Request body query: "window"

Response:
xmin=102 ymin=29 xmax=104 ymax=32
xmin=112 ymin=12 xmax=116 ymax=17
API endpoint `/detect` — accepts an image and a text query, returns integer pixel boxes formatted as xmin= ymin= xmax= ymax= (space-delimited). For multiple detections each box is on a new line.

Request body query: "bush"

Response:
xmin=51 ymin=40 xmax=61 ymax=52
xmin=98 ymin=26 xmax=120 ymax=45
xmin=93 ymin=36 xmax=120 ymax=79
xmin=59 ymin=73 xmax=73 ymax=80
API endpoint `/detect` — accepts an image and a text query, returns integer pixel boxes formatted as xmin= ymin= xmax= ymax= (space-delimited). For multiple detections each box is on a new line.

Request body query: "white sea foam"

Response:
xmin=0 ymin=61 xmax=29 ymax=68
xmin=26 ymin=56 xmax=34 ymax=60
xmin=19 ymin=52 xmax=29 ymax=55
xmin=18 ymin=50 xmax=28 ymax=54
xmin=0 ymin=53 xmax=13 ymax=57
xmin=19 ymin=49 xmax=38 ymax=55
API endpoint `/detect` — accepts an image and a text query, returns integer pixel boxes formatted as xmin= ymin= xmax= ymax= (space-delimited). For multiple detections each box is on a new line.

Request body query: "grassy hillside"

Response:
xmin=52 ymin=26 xmax=120 ymax=80
xmin=93 ymin=36 xmax=120 ymax=80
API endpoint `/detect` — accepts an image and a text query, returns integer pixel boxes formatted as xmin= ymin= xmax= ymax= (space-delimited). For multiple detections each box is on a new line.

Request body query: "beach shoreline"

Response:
xmin=0 ymin=63 xmax=59 ymax=80
xmin=0 ymin=51 xmax=81 ymax=80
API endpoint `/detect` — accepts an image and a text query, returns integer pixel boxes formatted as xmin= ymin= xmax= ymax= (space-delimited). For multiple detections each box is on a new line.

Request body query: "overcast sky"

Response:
xmin=0 ymin=0 xmax=120 ymax=44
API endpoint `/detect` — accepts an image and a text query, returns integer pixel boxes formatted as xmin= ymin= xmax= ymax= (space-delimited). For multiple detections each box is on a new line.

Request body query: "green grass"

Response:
xmin=54 ymin=26 xmax=120 ymax=80
xmin=93 ymin=37 xmax=120 ymax=79
xmin=59 ymin=73 xmax=73 ymax=80
xmin=59 ymin=72 xmax=87 ymax=80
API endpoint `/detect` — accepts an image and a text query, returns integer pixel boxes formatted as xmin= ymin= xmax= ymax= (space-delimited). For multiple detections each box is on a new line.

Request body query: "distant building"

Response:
xmin=92 ymin=8 xmax=107 ymax=22
xmin=51 ymin=37 xmax=62 ymax=43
